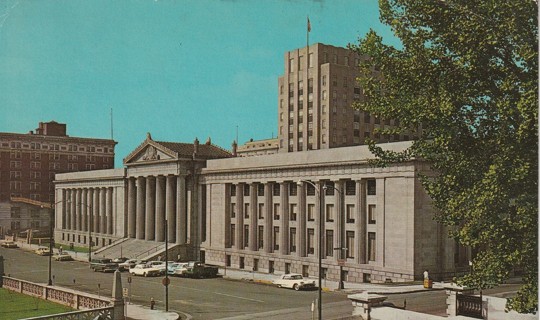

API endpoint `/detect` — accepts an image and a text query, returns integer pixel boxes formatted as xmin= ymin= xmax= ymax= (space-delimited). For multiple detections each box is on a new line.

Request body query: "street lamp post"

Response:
xmin=48 ymin=200 xmax=54 ymax=286
xmin=298 ymin=180 xmax=324 ymax=320
xmin=325 ymin=184 xmax=345 ymax=290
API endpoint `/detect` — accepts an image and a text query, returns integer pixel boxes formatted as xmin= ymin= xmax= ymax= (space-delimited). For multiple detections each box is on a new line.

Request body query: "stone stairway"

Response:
xmin=93 ymin=238 xmax=168 ymax=260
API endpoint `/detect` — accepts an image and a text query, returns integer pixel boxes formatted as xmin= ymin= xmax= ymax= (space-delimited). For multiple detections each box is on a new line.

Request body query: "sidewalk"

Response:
xmin=219 ymin=267 xmax=445 ymax=294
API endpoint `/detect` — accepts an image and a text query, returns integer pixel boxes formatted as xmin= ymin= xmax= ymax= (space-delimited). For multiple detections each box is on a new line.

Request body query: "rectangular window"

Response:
xmin=10 ymin=171 xmax=21 ymax=179
xmin=326 ymin=204 xmax=334 ymax=222
xmin=289 ymin=228 xmax=296 ymax=252
xmin=307 ymin=204 xmax=315 ymax=221
xmin=258 ymin=203 xmax=264 ymax=219
xmin=230 ymin=184 xmax=236 ymax=196
xmin=273 ymin=203 xmax=280 ymax=220
xmin=231 ymin=203 xmax=236 ymax=219
xmin=273 ymin=227 xmax=280 ymax=250
xmin=10 ymin=181 xmax=21 ymax=191
xmin=10 ymin=207 xmax=21 ymax=218
xmin=243 ymin=185 xmax=250 ymax=196
xmin=325 ymin=182 xmax=335 ymax=195
xmin=30 ymin=182 xmax=41 ymax=191
xmin=244 ymin=203 xmax=250 ymax=218
xmin=289 ymin=58 xmax=295 ymax=72
xmin=368 ymin=204 xmax=376 ymax=224
xmin=258 ymin=226 xmax=264 ymax=249
xmin=346 ymin=204 xmax=355 ymax=223
xmin=10 ymin=151 xmax=21 ymax=159
xmin=308 ymin=53 xmax=313 ymax=68
xmin=345 ymin=180 xmax=356 ymax=195
xmin=257 ymin=183 xmax=265 ymax=196
xmin=244 ymin=225 xmax=249 ymax=248
xmin=289 ymin=204 xmax=297 ymax=221
xmin=85 ymin=164 xmax=95 ymax=170
xmin=289 ymin=183 xmax=297 ymax=196
xmin=346 ymin=231 xmax=355 ymax=258
xmin=230 ymin=224 xmax=236 ymax=246
xmin=68 ymin=163 xmax=78 ymax=170
xmin=10 ymin=161 xmax=21 ymax=169
xmin=368 ymin=232 xmax=376 ymax=261
xmin=325 ymin=230 xmax=334 ymax=257
xmin=307 ymin=228 xmax=315 ymax=254
xmin=273 ymin=183 xmax=280 ymax=196
xmin=367 ymin=179 xmax=376 ymax=195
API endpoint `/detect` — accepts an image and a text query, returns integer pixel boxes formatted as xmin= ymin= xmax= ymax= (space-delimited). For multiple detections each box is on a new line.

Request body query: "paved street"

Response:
xmin=0 ymin=247 xmax=351 ymax=319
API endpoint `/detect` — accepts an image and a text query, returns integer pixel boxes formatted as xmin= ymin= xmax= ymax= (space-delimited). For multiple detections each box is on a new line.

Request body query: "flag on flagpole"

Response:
xmin=307 ymin=16 xmax=311 ymax=32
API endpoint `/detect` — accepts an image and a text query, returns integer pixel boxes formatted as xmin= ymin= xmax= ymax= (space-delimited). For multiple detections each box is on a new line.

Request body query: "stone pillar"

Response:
xmin=445 ymin=284 xmax=474 ymax=317
xmin=75 ymin=189 xmax=82 ymax=231
xmin=348 ymin=293 xmax=387 ymax=320
xmin=100 ymin=188 xmax=107 ymax=234
xmin=280 ymin=182 xmax=289 ymax=255
xmin=70 ymin=190 xmax=76 ymax=230
xmin=87 ymin=189 xmax=93 ymax=234
xmin=93 ymin=188 xmax=100 ymax=234
xmin=166 ymin=175 xmax=176 ymax=243
xmin=249 ymin=183 xmax=257 ymax=251
xmin=81 ymin=189 xmax=87 ymax=232
xmin=235 ymin=183 xmax=244 ymax=249
xmin=316 ymin=181 xmax=325 ymax=258
xmin=145 ymin=176 xmax=156 ymax=241
xmin=136 ymin=177 xmax=146 ymax=240
xmin=60 ymin=189 xmax=68 ymax=230
xmin=176 ymin=175 xmax=186 ymax=244
xmin=64 ymin=189 xmax=70 ymax=229
xmin=106 ymin=188 xmax=113 ymax=235
xmin=112 ymin=270 xmax=125 ymax=320
xmin=155 ymin=176 xmax=166 ymax=242
xmin=356 ymin=180 xmax=366 ymax=264
xmin=335 ymin=180 xmax=344 ymax=262
xmin=297 ymin=182 xmax=306 ymax=257
xmin=264 ymin=183 xmax=273 ymax=254
xmin=127 ymin=178 xmax=136 ymax=238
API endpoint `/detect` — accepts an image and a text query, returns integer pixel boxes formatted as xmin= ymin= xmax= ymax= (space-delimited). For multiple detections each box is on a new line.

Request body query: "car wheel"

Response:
xmin=293 ymin=284 xmax=300 ymax=291
xmin=277 ymin=284 xmax=282 ymax=288
xmin=143 ymin=272 xmax=147 ymax=277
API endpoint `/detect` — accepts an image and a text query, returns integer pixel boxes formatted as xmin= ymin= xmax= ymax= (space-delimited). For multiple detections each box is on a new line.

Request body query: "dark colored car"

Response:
xmin=90 ymin=258 xmax=118 ymax=272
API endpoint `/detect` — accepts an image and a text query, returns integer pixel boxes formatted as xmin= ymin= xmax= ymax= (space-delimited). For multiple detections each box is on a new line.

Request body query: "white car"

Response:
xmin=129 ymin=264 xmax=161 ymax=277
xmin=167 ymin=262 xmax=190 ymax=276
xmin=273 ymin=273 xmax=316 ymax=291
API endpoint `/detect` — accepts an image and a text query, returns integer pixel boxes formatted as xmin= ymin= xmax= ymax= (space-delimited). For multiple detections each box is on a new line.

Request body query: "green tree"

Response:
xmin=351 ymin=0 xmax=537 ymax=313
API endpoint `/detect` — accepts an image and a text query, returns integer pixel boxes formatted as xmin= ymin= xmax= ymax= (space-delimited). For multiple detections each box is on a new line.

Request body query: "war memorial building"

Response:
xmin=53 ymin=43 xmax=469 ymax=283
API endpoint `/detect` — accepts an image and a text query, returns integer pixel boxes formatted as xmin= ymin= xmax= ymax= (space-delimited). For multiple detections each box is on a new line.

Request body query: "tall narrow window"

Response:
xmin=368 ymin=232 xmax=376 ymax=261
xmin=307 ymin=228 xmax=315 ymax=254
xmin=230 ymin=224 xmax=236 ymax=246
xmin=368 ymin=205 xmax=376 ymax=224
xmin=289 ymin=228 xmax=296 ymax=253
xmin=289 ymin=204 xmax=297 ymax=221
xmin=258 ymin=203 xmax=264 ymax=219
xmin=326 ymin=204 xmax=334 ymax=222
xmin=273 ymin=203 xmax=280 ymax=220
xmin=346 ymin=204 xmax=355 ymax=223
xmin=244 ymin=203 xmax=250 ymax=218
xmin=273 ymin=227 xmax=280 ymax=250
xmin=258 ymin=226 xmax=264 ymax=249
xmin=367 ymin=179 xmax=376 ymax=195
xmin=346 ymin=231 xmax=355 ymax=258
xmin=244 ymin=225 xmax=249 ymax=248
xmin=231 ymin=203 xmax=236 ymax=219
xmin=307 ymin=204 xmax=315 ymax=221
xmin=325 ymin=230 xmax=334 ymax=257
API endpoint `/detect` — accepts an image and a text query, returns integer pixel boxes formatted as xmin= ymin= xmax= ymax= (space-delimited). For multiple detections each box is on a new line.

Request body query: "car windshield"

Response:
xmin=289 ymin=275 xmax=302 ymax=280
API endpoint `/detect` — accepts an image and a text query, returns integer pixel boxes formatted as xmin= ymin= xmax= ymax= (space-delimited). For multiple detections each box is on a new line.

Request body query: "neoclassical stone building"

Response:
xmin=54 ymin=136 xmax=466 ymax=282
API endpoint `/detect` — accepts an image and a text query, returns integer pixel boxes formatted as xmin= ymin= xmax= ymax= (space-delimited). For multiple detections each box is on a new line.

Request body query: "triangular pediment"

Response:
xmin=123 ymin=133 xmax=178 ymax=165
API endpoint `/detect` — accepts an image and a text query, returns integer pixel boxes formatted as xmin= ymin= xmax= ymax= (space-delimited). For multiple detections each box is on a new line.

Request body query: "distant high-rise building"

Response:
xmin=278 ymin=43 xmax=411 ymax=153
xmin=0 ymin=121 xmax=116 ymax=236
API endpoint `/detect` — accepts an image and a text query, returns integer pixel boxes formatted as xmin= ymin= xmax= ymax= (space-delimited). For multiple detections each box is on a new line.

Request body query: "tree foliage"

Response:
xmin=351 ymin=0 xmax=538 ymax=313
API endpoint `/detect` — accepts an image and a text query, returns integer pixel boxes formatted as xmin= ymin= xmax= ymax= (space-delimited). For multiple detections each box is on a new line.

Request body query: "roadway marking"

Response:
xmin=212 ymin=292 xmax=265 ymax=303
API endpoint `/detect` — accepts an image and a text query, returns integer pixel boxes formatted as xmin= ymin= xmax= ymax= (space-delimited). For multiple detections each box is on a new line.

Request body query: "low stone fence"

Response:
xmin=2 ymin=276 xmax=111 ymax=310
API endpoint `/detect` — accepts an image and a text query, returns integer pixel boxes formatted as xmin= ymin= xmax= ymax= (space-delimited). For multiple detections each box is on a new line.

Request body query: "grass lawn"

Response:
xmin=0 ymin=288 xmax=74 ymax=320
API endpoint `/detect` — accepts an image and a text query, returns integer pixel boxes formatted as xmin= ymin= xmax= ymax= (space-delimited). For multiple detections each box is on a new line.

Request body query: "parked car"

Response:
xmin=35 ymin=247 xmax=51 ymax=256
xmin=53 ymin=253 xmax=74 ymax=261
xmin=167 ymin=262 xmax=190 ymax=276
xmin=90 ymin=258 xmax=118 ymax=272
xmin=129 ymin=264 xmax=161 ymax=277
xmin=118 ymin=259 xmax=144 ymax=271
xmin=112 ymin=257 xmax=129 ymax=264
xmin=273 ymin=273 xmax=316 ymax=291
xmin=1 ymin=241 xmax=18 ymax=248
xmin=147 ymin=261 xmax=175 ymax=275
xmin=183 ymin=261 xmax=219 ymax=278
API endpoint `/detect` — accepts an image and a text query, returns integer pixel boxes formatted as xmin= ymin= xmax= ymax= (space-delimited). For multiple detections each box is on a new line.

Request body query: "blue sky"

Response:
xmin=0 ymin=0 xmax=398 ymax=167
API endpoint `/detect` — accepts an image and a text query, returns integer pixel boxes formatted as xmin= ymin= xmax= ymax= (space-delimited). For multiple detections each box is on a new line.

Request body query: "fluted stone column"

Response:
xmin=81 ymin=189 xmax=87 ymax=232
xmin=235 ymin=183 xmax=244 ymax=249
xmin=93 ymin=188 xmax=100 ymax=234
xmin=75 ymin=189 xmax=82 ymax=231
xmin=127 ymin=178 xmax=136 ymax=238
xmin=64 ymin=189 xmax=71 ymax=230
xmin=70 ymin=189 xmax=76 ymax=230
xmin=297 ymin=182 xmax=306 ymax=257
xmin=264 ymin=183 xmax=273 ymax=253
xmin=249 ymin=183 xmax=257 ymax=251
xmin=335 ymin=180 xmax=344 ymax=262
xmin=106 ymin=188 xmax=113 ymax=235
xmin=155 ymin=176 xmax=166 ymax=242
xmin=166 ymin=175 xmax=176 ymax=243
xmin=145 ymin=176 xmax=156 ymax=241
xmin=357 ymin=180 xmax=366 ymax=264
xmin=99 ymin=188 xmax=106 ymax=234
xmin=136 ymin=177 xmax=146 ymax=240
xmin=87 ymin=189 xmax=93 ymax=235
xmin=61 ymin=189 xmax=68 ymax=230
xmin=176 ymin=175 xmax=187 ymax=244
xmin=280 ymin=182 xmax=289 ymax=255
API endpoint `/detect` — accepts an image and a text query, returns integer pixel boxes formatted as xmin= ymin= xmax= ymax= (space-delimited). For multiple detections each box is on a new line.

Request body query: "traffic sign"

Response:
xmin=123 ymin=288 xmax=129 ymax=297
xmin=162 ymin=277 xmax=170 ymax=286
xmin=337 ymin=259 xmax=346 ymax=266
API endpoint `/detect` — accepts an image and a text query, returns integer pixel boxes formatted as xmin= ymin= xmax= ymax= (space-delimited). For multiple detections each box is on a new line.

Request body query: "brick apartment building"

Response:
xmin=0 ymin=121 xmax=116 ymax=236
